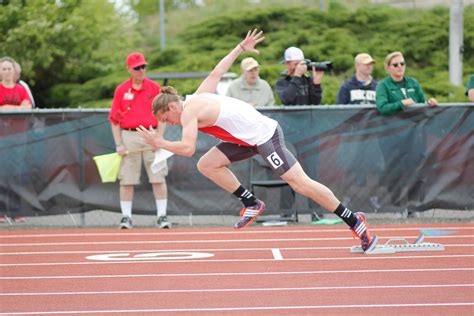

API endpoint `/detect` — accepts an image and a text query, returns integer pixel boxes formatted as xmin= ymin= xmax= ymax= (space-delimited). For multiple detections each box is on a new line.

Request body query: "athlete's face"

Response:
xmin=156 ymin=101 xmax=182 ymax=126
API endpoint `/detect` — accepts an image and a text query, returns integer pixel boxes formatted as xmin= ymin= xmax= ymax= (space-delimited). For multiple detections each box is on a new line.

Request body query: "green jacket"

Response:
xmin=375 ymin=76 xmax=426 ymax=115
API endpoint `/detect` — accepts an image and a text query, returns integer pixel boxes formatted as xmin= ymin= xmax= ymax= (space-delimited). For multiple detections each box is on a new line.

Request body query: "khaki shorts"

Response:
xmin=119 ymin=130 xmax=168 ymax=185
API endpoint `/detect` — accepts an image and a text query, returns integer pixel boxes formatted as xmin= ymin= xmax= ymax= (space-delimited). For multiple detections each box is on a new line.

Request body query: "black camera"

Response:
xmin=305 ymin=59 xmax=333 ymax=71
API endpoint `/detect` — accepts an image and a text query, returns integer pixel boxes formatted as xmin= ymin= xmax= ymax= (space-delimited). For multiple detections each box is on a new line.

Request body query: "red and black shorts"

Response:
xmin=216 ymin=125 xmax=297 ymax=176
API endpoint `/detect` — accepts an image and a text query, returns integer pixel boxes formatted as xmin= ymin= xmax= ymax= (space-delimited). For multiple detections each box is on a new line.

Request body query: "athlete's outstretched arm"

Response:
xmin=195 ymin=29 xmax=264 ymax=95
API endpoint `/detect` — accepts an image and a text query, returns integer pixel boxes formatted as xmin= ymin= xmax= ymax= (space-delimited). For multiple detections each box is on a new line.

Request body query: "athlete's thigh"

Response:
xmin=256 ymin=126 xmax=297 ymax=176
xmin=199 ymin=145 xmax=237 ymax=168
xmin=215 ymin=142 xmax=257 ymax=163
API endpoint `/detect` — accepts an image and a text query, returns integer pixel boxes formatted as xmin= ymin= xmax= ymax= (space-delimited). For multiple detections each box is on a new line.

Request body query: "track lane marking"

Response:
xmin=0 ymin=226 xmax=472 ymax=239
xmin=1 ymin=244 xmax=473 ymax=256
xmin=1 ymin=254 xmax=474 ymax=267
xmin=271 ymin=248 xmax=283 ymax=260
xmin=1 ymin=267 xmax=473 ymax=280
xmin=0 ymin=302 xmax=473 ymax=315
xmin=1 ymin=234 xmax=472 ymax=247
xmin=1 ymin=283 xmax=472 ymax=296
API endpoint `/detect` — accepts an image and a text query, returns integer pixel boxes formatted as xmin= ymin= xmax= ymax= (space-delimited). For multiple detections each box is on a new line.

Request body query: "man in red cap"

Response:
xmin=109 ymin=52 xmax=170 ymax=229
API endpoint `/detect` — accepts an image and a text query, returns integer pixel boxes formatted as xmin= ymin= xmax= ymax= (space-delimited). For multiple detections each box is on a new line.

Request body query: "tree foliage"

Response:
xmin=0 ymin=0 xmax=133 ymax=106
xmin=1 ymin=2 xmax=472 ymax=107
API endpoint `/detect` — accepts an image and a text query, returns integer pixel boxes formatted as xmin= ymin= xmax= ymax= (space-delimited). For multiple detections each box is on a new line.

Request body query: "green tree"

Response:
xmin=0 ymin=0 xmax=133 ymax=107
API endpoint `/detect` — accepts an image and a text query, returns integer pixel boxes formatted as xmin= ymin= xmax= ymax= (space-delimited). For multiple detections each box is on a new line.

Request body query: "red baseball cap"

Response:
xmin=126 ymin=52 xmax=148 ymax=69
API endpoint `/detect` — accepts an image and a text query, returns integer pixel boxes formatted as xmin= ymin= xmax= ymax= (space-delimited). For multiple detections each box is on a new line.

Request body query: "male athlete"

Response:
xmin=137 ymin=29 xmax=378 ymax=252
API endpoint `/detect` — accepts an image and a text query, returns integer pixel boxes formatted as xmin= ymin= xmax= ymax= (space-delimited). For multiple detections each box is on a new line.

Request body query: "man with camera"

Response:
xmin=275 ymin=47 xmax=326 ymax=105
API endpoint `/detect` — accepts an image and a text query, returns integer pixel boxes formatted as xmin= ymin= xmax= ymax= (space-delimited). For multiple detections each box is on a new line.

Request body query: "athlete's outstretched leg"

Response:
xmin=197 ymin=146 xmax=265 ymax=229
xmin=281 ymin=163 xmax=377 ymax=252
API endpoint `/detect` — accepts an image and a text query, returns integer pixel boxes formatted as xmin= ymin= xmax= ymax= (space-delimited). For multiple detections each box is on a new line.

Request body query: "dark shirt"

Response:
xmin=336 ymin=75 xmax=377 ymax=105
xmin=275 ymin=73 xmax=322 ymax=105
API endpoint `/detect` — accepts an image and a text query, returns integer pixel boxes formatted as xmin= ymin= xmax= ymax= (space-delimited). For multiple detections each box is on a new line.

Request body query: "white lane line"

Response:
xmin=0 ymin=302 xmax=473 ymax=315
xmin=0 ymin=226 xmax=472 ymax=238
xmin=1 ymin=244 xmax=473 ymax=256
xmin=1 ymin=235 xmax=472 ymax=247
xmin=1 ymin=267 xmax=473 ymax=280
xmin=1 ymin=284 xmax=472 ymax=296
xmin=271 ymin=248 xmax=283 ymax=260
xmin=1 ymin=254 xmax=474 ymax=267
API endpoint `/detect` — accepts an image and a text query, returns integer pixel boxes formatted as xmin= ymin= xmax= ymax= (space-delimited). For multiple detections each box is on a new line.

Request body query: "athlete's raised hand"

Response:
xmin=239 ymin=29 xmax=265 ymax=54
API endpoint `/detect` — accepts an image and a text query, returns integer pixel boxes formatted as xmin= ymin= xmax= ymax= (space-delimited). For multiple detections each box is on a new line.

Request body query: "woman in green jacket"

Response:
xmin=376 ymin=51 xmax=437 ymax=115
xmin=375 ymin=51 xmax=437 ymax=211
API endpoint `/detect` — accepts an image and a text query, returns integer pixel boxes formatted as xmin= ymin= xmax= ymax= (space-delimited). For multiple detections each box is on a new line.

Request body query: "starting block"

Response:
xmin=351 ymin=232 xmax=445 ymax=255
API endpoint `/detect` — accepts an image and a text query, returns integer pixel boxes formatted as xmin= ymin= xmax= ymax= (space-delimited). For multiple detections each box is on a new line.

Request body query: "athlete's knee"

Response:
xmin=285 ymin=176 xmax=309 ymax=195
xmin=196 ymin=156 xmax=220 ymax=175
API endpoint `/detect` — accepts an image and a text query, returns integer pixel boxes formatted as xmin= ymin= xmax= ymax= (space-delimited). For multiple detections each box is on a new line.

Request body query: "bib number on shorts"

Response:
xmin=266 ymin=152 xmax=284 ymax=169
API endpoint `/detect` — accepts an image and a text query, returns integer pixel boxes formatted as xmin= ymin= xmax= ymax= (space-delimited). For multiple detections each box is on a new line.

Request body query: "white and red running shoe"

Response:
xmin=234 ymin=200 xmax=265 ymax=229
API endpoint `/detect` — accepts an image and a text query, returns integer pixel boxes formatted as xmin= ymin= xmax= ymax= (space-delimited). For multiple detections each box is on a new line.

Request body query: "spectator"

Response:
xmin=466 ymin=75 xmax=474 ymax=102
xmin=375 ymin=51 xmax=437 ymax=211
xmin=109 ymin=52 xmax=170 ymax=229
xmin=226 ymin=57 xmax=274 ymax=108
xmin=0 ymin=56 xmax=32 ymax=110
xmin=337 ymin=53 xmax=377 ymax=105
xmin=14 ymin=62 xmax=35 ymax=108
xmin=275 ymin=47 xmax=324 ymax=105
xmin=376 ymin=51 xmax=437 ymax=115
xmin=337 ymin=53 xmax=381 ymax=210
xmin=0 ymin=56 xmax=31 ymax=223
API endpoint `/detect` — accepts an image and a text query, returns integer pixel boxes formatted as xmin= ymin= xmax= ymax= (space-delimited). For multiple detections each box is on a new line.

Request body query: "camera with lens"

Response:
xmin=305 ymin=59 xmax=333 ymax=71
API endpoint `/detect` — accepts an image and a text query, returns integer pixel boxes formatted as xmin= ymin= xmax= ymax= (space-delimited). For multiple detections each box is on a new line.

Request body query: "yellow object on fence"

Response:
xmin=93 ymin=153 xmax=122 ymax=183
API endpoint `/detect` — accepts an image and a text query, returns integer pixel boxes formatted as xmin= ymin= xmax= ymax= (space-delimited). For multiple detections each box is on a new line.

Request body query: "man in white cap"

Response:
xmin=337 ymin=53 xmax=377 ymax=105
xmin=226 ymin=57 xmax=274 ymax=108
xmin=275 ymin=47 xmax=324 ymax=105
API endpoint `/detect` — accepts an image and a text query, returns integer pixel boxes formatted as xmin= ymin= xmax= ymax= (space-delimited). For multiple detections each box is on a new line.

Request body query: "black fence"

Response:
xmin=0 ymin=104 xmax=473 ymax=219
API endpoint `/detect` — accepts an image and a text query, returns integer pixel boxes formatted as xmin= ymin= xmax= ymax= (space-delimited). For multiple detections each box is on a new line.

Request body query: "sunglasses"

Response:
xmin=391 ymin=62 xmax=405 ymax=68
xmin=133 ymin=65 xmax=146 ymax=71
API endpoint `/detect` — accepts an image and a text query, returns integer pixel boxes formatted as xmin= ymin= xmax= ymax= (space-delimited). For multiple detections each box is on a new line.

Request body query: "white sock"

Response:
xmin=156 ymin=199 xmax=167 ymax=217
xmin=120 ymin=201 xmax=132 ymax=218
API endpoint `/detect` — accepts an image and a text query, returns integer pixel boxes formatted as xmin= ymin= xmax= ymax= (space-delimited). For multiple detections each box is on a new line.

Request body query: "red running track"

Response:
xmin=0 ymin=223 xmax=473 ymax=315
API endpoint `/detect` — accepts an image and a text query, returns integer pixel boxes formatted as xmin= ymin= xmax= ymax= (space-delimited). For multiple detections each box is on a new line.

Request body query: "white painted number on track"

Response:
xmin=86 ymin=252 xmax=214 ymax=261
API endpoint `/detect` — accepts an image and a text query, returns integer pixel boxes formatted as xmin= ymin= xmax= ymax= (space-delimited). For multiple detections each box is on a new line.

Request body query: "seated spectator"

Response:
xmin=14 ymin=62 xmax=35 ymax=108
xmin=0 ymin=56 xmax=32 ymax=110
xmin=275 ymin=47 xmax=324 ymax=105
xmin=226 ymin=57 xmax=274 ymax=108
xmin=337 ymin=53 xmax=377 ymax=105
xmin=376 ymin=51 xmax=437 ymax=115
xmin=466 ymin=75 xmax=474 ymax=102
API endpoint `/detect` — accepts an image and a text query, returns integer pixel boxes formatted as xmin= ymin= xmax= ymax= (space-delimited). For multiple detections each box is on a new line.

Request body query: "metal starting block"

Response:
xmin=351 ymin=232 xmax=445 ymax=255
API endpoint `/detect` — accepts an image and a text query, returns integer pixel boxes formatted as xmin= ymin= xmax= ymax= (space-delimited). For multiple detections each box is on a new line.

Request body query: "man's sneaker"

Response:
xmin=157 ymin=216 xmax=171 ymax=229
xmin=234 ymin=200 xmax=265 ymax=229
xmin=351 ymin=212 xmax=378 ymax=252
xmin=119 ymin=217 xmax=132 ymax=229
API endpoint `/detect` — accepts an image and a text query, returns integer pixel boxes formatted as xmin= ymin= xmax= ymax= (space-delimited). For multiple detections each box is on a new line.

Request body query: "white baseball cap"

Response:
xmin=283 ymin=47 xmax=305 ymax=62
